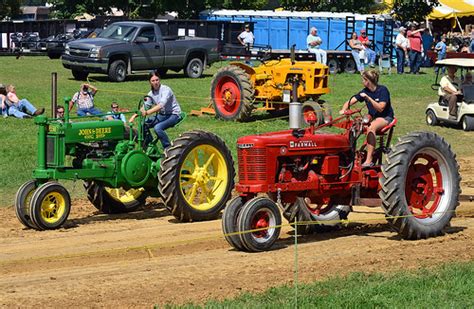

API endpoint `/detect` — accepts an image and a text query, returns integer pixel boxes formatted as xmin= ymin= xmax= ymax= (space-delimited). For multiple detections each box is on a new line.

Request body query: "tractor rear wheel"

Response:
xmin=380 ymin=131 xmax=460 ymax=239
xmin=222 ymin=196 xmax=246 ymax=251
xmin=302 ymin=101 xmax=323 ymax=126
xmin=210 ymin=65 xmax=254 ymax=121
xmin=158 ymin=130 xmax=235 ymax=222
xmin=29 ymin=182 xmax=71 ymax=230
xmin=84 ymin=181 xmax=147 ymax=214
xmin=15 ymin=180 xmax=38 ymax=229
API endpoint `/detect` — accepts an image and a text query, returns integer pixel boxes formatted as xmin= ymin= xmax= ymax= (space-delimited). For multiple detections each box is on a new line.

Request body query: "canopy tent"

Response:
xmin=429 ymin=0 xmax=474 ymax=19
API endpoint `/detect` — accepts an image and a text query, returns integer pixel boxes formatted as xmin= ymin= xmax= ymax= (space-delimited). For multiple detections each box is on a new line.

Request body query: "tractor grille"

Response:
xmin=238 ymin=147 xmax=267 ymax=182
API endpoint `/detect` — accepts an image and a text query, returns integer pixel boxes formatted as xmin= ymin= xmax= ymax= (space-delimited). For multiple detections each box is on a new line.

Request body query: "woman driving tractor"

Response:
xmin=339 ymin=70 xmax=395 ymax=168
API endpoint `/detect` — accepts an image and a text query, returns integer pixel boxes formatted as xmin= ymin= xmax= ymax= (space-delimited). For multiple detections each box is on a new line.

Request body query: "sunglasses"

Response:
xmin=112 ymin=106 xmax=119 ymax=109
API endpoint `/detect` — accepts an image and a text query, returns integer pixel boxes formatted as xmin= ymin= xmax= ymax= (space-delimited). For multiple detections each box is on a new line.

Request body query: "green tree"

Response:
xmin=391 ymin=0 xmax=439 ymax=22
xmin=279 ymin=0 xmax=381 ymax=13
xmin=0 ymin=0 xmax=22 ymax=20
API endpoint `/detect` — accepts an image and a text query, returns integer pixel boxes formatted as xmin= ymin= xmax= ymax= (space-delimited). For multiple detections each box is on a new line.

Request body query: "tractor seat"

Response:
xmin=378 ymin=117 xmax=397 ymax=135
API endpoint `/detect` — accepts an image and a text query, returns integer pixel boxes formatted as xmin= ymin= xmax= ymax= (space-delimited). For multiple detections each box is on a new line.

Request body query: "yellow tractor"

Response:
xmin=210 ymin=53 xmax=331 ymax=123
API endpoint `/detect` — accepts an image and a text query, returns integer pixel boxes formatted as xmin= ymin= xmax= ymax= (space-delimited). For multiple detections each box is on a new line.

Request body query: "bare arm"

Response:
xmin=340 ymin=96 xmax=359 ymax=114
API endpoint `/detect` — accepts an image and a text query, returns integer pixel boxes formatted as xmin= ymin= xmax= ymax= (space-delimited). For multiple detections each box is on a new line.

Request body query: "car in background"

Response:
xmin=46 ymin=29 xmax=102 ymax=59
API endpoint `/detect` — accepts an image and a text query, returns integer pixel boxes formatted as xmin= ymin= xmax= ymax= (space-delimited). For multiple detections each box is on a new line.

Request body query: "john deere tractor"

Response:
xmin=210 ymin=48 xmax=332 ymax=123
xmin=15 ymin=99 xmax=235 ymax=230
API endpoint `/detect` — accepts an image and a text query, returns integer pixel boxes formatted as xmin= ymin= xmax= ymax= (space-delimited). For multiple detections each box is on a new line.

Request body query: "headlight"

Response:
xmin=89 ymin=47 xmax=100 ymax=58
xmin=65 ymin=44 xmax=70 ymax=55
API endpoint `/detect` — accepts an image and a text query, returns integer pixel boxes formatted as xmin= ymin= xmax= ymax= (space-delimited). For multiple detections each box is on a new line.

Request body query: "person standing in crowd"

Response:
xmin=395 ymin=27 xmax=409 ymax=74
xmin=434 ymin=36 xmax=447 ymax=74
xmin=407 ymin=22 xmax=425 ymax=74
xmin=5 ymin=84 xmax=44 ymax=119
xmin=69 ymin=83 xmax=102 ymax=116
xmin=358 ymin=29 xmax=376 ymax=68
xmin=421 ymin=28 xmax=434 ymax=66
xmin=237 ymin=24 xmax=255 ymax=66
xmin=439 ymin=66 xmax=461 ymax=120
xmin=307 ymin=27 xmax=327 ymax=65
xmin=349 ymin=32 xmax=364 ymax=72
xmin=129 ymin=70 xmax=182 ymax=149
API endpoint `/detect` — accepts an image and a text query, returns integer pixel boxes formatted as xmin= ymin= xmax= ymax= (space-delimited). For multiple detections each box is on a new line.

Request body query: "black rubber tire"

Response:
xmin=29 ymin=182 xmax=71 ymax=230
xmin=108 ymin=59 xmax=127 ymax=82
xmin=379 ymin=131 xmax=461 ymax=240
xmin=84 ymin=181 xmax=146 ymax=214
xmin=14 ymin=180 xmax=38 ymax=229
xmin=47 ymin=52 xmax=61 ymax=59
xmin=210 ymin=65 xmax=254 ymax=122
xmin=72 ymin=70 xmax=89 ymax=81
xmin=238 ymin=197 xmax=282 ymax=252
xmin=462 ymin=115 xmax=474 ymax=131
xmin=184 ymin=58 xmax=204 ymax=78
xmin=222 ymin=196 xmax=246 ymax=251
xmin=343 ymin=58 xmax=357 ymax=74
xmin=302 ymin=101 xmax=324 ymax=126
xmin=426 ymin=110 xmax=438 ymax=126
xmin=158 ymin=130 xmax=235 ymax=222
xmin=327 ymin=58 xmax=339 ymax=74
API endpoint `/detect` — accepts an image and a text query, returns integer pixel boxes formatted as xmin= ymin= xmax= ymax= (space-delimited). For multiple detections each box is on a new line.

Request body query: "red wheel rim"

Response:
xmin=302 ymin=106 xmax=315 ymax=124
xmin=213 ymin=76 xmax=241 ymax=116
xmin=405 ymin=154 xmax=444 ymax=219
xmin=251 ymin=210 xmax=270 ymax=238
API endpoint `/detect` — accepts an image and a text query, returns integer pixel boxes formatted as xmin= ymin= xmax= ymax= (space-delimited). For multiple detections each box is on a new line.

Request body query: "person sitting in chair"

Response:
xmin=307 ymin=27 xmax=327 ymax=65
xmin=439 ymin=66 xmax=461 ymax=120
xmin=339 ymin=70 xmax=395 ymax=168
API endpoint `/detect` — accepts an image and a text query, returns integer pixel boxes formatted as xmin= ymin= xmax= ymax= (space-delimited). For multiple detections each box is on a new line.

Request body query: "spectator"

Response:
xmin=238 ymin=24 xmax=254 ymax=66
xmin=6 ymin=84 xmax=44 ymax=119
xmin=0 ymin=84 xmax=7 ymax=117
xmin=349 ymin=32 xmax=364 ymax=72
xmin=407 ymin=22 xmax=425 ymax=74
xmin=129 ymin=70 xmax=182 ymax=149
xmin=56 ymin=105 xmax=65 ymax=118
xmin=339 ymin=70 xmax=394 ymax=168
xmin=422 ymin=28 xmax=434 ymax=66
xmin=463 ymin=71 xmax=473 ymax=85
xmin=358 ymin=29 xmax=376 ymax=67
xmin=395 ymin=27 xmax=409 ymax=74
xmin=69 ymin=83 xmax=102 ymax=116
xmin=434 ymin=36 xmax=447 ymax=74
xmin=107 ymin=102 xmax=126 ymax=122
xmin=438 ymin=66 xmax=461 ymax=120
xmin=307 ymin=27 xmax=327 ymax=65
xmin=470 ymin=29 xmax=474 ymax=53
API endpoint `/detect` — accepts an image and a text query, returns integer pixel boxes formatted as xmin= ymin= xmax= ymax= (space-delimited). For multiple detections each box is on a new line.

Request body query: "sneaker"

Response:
xmin=33 ymin=108 xmax=45 ymax=116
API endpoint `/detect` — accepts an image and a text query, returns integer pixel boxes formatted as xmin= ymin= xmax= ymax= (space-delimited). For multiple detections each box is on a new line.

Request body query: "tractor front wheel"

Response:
xmin=84 ymin=181 xmax=147 ymax=214
xmin=158 ymin=130 xmax=235 ymax=222
xmin=210 ymin=65 xmax=254 ymax=121
xmin=380 ymin=131 xmax=460 ymax=239
xmin=15 ymin=180 xmax=38 ymax=229
xmin=29 ymin=182 xmax=71 ymax=230
xmin=222 ymin=196 xmax=246 ymax=251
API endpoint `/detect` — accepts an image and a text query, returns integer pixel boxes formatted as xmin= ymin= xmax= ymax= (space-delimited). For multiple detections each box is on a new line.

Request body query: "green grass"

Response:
xmin=0 ymin=57 xmax=473 ymax=205
xmin=175 ymin=261 xmax=474 ymax=308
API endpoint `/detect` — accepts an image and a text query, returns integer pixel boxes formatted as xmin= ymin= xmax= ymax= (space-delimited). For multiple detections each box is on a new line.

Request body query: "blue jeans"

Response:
xmin=365 ymin=48 xmax=376 ymax=65
xmin=434 ymin=53 xmax=446 ymax=74
xmin=395 ymin=48 xmax=405 ymax=73
xmin=351 ymin=50 xmax=364 ymax=72
xmin=144 ymin=114 xmax=181 ymax=149
xmin=409 ymin=50 xmax=422 ymax=73
xmin=8 ymin=99 xmax=37 ymax=118
xmin=77 ymin=107 xmax=102 ymax=116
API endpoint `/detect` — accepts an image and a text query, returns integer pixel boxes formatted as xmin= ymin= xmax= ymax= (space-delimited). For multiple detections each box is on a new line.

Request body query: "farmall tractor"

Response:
xmin=222 ymin=95 xmax=461 ymax=252
xmin=210 ymin=48 xmax=332 ymax=123
xmin=15 ymin=97 xmax=235 ymax=230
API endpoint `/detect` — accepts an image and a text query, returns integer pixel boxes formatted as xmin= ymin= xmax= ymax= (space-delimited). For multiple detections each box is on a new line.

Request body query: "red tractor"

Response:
xmin=222 ymin=106 xmax=461 ymax=252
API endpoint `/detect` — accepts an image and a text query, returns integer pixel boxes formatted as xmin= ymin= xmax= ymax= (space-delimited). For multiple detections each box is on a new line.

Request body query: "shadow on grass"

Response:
xmin=68 ymin=72 xmax=214 ymax=83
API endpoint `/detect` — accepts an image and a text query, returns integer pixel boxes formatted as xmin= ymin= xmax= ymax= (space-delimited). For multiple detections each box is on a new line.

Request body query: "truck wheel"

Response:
xmin=184 ymin=58 xmax=203 ymax=78
xmin=380 ymin=131 xmax=460 ymax=240
xmin=426 ymin=110 xmax=438 ymax=126
xmin=222 ymin=196 xmax=246 ymax=251
xmin=343 ymin=58 xmax=357 ymax=73
xmin=47 ymin=52 xmax=61 ymax=59
xmin=15 ymin=180 xmax=38 ymax=229
xmin=84 ymin=181 xmax=146 ymax=214
xmin=72 ymin=70 xmax=89 ymax=81
xmin=238 ymin=197 xmax=281 ymax=252
xmin=462 ymin=115 xmax=474 ymax=131
xmin=158 ymin=130 xmax=235 ymax=222
xmin=210 ymin=65 xmax=254 ymax=121
xmin=302 ymin=101 xmax=323 ymax=126
xmin=327 ymin=58 xmax=339 ymax=74
xmin=156 ymin=68 xmax=168 ymax=77
xmin=29 ymin=182 xmax=71 ymax=230
xmin=108 ymin=60 xmax=127 ymax=82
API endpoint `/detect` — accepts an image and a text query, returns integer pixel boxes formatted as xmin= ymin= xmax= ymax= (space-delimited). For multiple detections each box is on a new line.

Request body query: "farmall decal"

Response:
xmin=289 ymin=140 xmax=317 ymax=148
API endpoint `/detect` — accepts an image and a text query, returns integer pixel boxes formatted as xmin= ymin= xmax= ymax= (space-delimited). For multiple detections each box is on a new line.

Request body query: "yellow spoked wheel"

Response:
xmin=30 ymin=182 xmax=71 ymax=230
xmin=15 ymin=180 xmax=38 ymax=229
xmin=159 ymin=130 xmax=235 ymax=222
xmin=85 ymin=182 xmax=147 ymax=214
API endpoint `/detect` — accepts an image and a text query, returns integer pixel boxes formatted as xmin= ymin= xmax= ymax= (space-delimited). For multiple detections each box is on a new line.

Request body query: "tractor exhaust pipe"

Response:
xmin=289 ymin=76 xmax=301 ymax=130
xmin=51 ymin=72 xmax=57 ymax=118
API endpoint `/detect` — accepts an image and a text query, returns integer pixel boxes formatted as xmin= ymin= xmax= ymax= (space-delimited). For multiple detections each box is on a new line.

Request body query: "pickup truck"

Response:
xmin=62 ymin=21 xmax=220 ymax=82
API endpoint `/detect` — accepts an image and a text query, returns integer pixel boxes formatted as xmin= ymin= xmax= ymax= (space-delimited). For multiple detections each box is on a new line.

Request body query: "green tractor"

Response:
xmin=15 ymin=98 xmax=235 ymax=230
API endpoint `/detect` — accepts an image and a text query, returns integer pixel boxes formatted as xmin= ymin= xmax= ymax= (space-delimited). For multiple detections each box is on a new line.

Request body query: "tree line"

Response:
xmin=1 ymin=0 xmax=439 ymax=23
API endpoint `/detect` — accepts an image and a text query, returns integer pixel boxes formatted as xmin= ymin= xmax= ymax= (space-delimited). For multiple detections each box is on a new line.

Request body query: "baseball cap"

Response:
xmin=361 ymin=29 xmax=366 ymax=33
xmin=399 ymin=26 xmax=406 ymax=31
xmin=245 ymin=24 xmax=250 ymax=28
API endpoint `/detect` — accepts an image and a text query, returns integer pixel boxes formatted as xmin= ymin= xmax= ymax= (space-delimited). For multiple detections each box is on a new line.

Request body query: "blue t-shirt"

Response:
xmin=354 ymin=85 xmax=394 ymax=119
xmin=435 ymin=41 xmax=446 ymax=55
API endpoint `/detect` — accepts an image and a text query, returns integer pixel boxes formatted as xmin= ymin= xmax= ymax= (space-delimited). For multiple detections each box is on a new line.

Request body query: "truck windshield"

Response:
xmin=98 ymin=25 xmax=137 ymax=41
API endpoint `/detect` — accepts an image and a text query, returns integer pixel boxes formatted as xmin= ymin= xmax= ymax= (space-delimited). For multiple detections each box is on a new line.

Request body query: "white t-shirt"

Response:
xmin=395 ymin=33 xmax=408 ymax=49
xmin=238 ymin=31 xmax=254 ymax=45
xmin=146 ymin=85 xmax=181 ymax=115
xmin=439 ymin=75 xmax=461 ymax=96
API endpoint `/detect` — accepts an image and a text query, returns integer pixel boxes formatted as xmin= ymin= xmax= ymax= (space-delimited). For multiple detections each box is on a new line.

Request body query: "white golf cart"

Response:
xmin=426 ymin=58 xmax=474 ymax=131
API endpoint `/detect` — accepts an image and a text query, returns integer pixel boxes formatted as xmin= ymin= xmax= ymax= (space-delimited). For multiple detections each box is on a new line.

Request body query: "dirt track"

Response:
xmin=1 ymin=157 xmax=474 ymax=308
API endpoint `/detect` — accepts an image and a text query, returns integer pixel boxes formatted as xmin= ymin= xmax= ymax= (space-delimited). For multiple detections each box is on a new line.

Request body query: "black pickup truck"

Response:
xmin=62 ymin=21 xmax=220 ymax=82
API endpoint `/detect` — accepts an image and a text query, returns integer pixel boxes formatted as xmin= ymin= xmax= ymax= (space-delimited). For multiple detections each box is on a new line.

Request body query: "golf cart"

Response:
xmin=426 ymin=58 xmax=474 ymax=131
